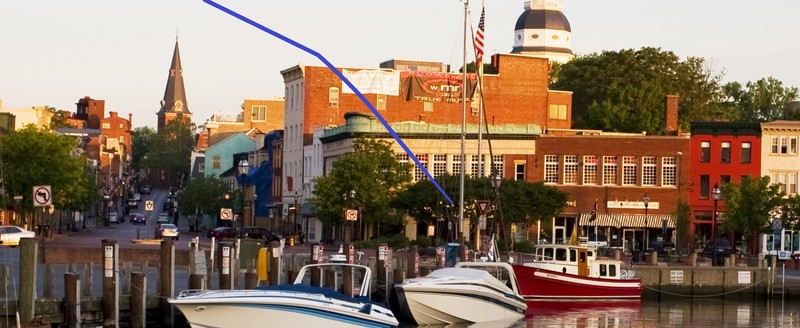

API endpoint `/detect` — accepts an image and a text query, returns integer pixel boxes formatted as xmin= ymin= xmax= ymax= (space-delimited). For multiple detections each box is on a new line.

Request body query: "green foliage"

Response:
xmin=513 ymin=240 xmax=536 ymax=254
xmin=672 ymin=198 xmax=691 ymax=253
xmin=178 ymin=175 xmax=231 ymax=218
xmin=719 ymin=77 xmax=799 ymax=122
xmin=410 ymin=236 xmax=432 ymax=248
xmin=131 ymin=126 xmax=157 ymax=171
xmin=500 ymin=180 xmax=568 ymax=241
xmin=140 ymin=114 xmax=194 ymax=180
xmin=720 ymin=176 xmax=784 ymax=254
xmin=462 ymin=62 xmax=498 ymax=74
xmin=552 ymin=47 xmax=723 ymax=133
xmin=779 ymin=194 xmax=800 ymax=232
xmin=312 ymin=138 xmax=412 ymax=233
xmin=0 ymin=126 xmax=97 ymax=212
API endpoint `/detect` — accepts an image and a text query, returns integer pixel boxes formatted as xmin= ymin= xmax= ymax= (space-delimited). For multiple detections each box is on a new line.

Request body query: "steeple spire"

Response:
xmin=158 ymin=38 xmax=191 ymax=131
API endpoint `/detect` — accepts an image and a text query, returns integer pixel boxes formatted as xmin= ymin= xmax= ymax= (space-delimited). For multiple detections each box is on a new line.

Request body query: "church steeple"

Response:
xmin=157 ymin=38 xmax=192 ymax=132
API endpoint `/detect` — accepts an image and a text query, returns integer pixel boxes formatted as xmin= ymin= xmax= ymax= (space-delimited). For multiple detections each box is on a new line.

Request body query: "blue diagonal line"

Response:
xmin=203 ymin=0 xmax=454 ymax=205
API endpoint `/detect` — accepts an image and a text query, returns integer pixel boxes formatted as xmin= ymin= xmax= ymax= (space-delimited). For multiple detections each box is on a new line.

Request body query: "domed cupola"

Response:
xmin=510 ymin=0 xmax=575 ymax=64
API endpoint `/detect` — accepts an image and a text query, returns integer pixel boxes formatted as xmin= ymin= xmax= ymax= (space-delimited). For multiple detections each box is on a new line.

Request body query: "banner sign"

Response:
xmin=342 ymin=69 xmax=400 ymax=95
xmin=400 ymin=71 xmax=478 ymax=103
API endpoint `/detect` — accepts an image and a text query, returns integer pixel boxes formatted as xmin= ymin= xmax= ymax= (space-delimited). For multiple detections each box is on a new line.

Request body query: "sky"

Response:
xmin=1 ymin=0 xmax=799 ymax=129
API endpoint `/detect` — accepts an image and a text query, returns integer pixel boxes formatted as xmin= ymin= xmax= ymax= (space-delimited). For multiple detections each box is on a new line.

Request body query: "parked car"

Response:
xmin=156 ymin=212 xmax=171 ymax=224
xmin=157 ymin=223 xmax=179 ymax=240
xmin=0 ymin=226 xmax=36 ymax=247
xmin=703 ymin=239 xmax=733 ymax=258
xmin=132 ymin=193 xmax=142 ymax=202
xmin=130 ymin=213 xmax=147 ymax=225
xmin=139 ymin=185 xmax=151 ymax=195
xmin=206 ymin=227 xmax=237 ymax=239
xmin=242 ymin=227 xmax=280 ymax=243
xmin=108 ymin=212 xmax=119 ymax=224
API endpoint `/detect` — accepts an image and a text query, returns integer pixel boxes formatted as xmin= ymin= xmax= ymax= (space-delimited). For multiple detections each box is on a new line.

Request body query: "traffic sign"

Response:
xmin=345 ymin=209 xmax=358 ymax=221
xmin=33 ymin=185 xmax=52 ymax=207
xmin=476 ymin=200 xmax=491 ymax=215
xmin=144 ymin=200 xmax=154 ymax=211
xmin=220 ymin=208 xmax=233 ymax=220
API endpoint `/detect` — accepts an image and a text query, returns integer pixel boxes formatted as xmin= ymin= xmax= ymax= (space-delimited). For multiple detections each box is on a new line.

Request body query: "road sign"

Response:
xmin=345 ymin=209 xmax=359 ymax=221
xmin=476 ymin=200 xmax=491 ymax=215
xmin=144 ymin=200 xmax=154 ymax=211
xmin=33 ymin=185 xmax=52 ymax=207
xmin=220 ymin=208 xmax=233 ymax=220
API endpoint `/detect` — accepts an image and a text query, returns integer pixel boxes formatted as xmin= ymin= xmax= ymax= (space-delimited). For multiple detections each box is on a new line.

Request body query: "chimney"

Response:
xmin=665 ymin=95 xmax=679 ymax=135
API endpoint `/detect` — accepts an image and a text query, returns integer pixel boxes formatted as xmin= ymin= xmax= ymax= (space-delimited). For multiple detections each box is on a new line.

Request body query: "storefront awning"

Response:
xmin=579 ymin=213 xmax=675 ymax=229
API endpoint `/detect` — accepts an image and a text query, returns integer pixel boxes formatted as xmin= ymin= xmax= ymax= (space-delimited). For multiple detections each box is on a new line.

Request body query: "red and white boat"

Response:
xmin=512 ymin=244 xmax=642 ymax=299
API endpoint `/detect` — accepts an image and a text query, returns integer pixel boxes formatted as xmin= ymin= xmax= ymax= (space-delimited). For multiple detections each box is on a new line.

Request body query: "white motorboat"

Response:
xmin=169 ymin=263 xmax=398 ymax=328
xmin=393 ymin=262 xmax=527 ymax=326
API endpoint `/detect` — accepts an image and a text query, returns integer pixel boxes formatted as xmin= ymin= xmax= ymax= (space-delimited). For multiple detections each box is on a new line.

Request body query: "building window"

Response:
xmin=414 ymin=154 xmax=428 ymax=182
xmin=602 ymin=156 xmax=618 ymax=185
xmin=432 ymin=154 xmax=447 ymax=177
xmin=779 ymin=173 xmax=787 ymax=194
xmin=622 ymin=156 xmax=637 ymax=186
xmin=781 ymin=137 xmax=788 ymax=154
xmin=721 ymin=175 xmax=731 ymax=184
xmin=423 ymin=102 xmax=434 ymax=112
xmin=328 ymin=87 xmax=339 ymax=108
xmin=642 ymin=157 xmax=656 ymax=186
xmin=212 ymin=155 xmax=221 ymax=169
xmin=792 ymin=137 xmax=799 ymax=155
xmin=700 ymin=141 xmax=710 ymax=163
xmin=376 ymin=94 xmax=387 ymax=111
xmin=582 ymin=156 xmax=598 ymax=185
xmin=741 ymin=142 xmax=752 ymax=163
xmin=470 ymin=155 xmax=482 ymax=176
xmin=515 ymin=162 xmax=525 ymax=181
xmin=548 ymin=104 xmax=567 ymax=120
xmin=662 ymin=157 xmax=677 ymax=187
xmin=771 ymin=136 xmax=779 ymax=154
xmin=721 ymin=142 xmax=731 ymax=163
xmin=544 ymin=155 xmax=559 ymax=184
xmin=452 ymin=155 xmax=462 ymax=175
xmin=791 ymin=173 xmax=798 ymax=195
xmin=492 ymin=155 xmax=504 ymax=178
xmin=102 ymin=122 xmax=110 ymax=129
xmin=396 ymin=154 xmax=411 ymax=179
xmin=252 ymin=105 xmax=267 ymax=121
xmin=563 ymin=155 xmax=578 ymax=184
xmin=700 ymin=175 xmax=710 ymax=199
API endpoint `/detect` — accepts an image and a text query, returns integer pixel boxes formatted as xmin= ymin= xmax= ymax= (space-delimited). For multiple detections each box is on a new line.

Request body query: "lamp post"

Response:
xmin=643 ymin=194 xmax=650 ymax=251
xmin=711 ymin=183 xmax=722 ymax=266
xmin=293 ymin=191 xmax=299 ymax=242
xmin=237 ymin=159 xmax=249 ymax=238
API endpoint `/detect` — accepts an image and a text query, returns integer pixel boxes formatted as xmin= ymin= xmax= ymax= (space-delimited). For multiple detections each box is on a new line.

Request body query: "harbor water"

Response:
xmin=404 ymin=298 xmax=800 ymax=328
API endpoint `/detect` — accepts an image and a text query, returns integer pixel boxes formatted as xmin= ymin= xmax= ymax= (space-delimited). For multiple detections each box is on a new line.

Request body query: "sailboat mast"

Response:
xmin=458 ymin=0 xmax=468 ymax=245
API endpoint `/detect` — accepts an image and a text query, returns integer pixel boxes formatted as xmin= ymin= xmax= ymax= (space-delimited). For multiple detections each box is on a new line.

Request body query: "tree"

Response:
xmin=719 ymin=77 xmax=799 ymax=122
xmin=779 ymin=194 xmax=800 ymax=233
xmin=499 ymin=179 xmax=567 ymax=241
xmin=141 ymin=114 xmax=194 ymax=181
xmin=131 ymin=126 xmax=157 ymax=171
xmin=720 ymin=176 xmax=784 ymax=255
xmin=672 ymin=198 xmax=691 ymax=254
xmin=0 ymin=126 xmax=97 ymax=222
xmin=313 ymin=138 xmax=413 ymax=239
xmin=178 ymin=175 xmax=231 ymax=227
xmin=551 ymin=47 xmax=724 ymax=133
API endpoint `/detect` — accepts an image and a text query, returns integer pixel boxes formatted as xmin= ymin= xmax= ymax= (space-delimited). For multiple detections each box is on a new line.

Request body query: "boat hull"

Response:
xmin=170 ymin=290 xmax=397 ymax=328
xmin=513 ymin=265 xmax=642 ymax=299
xmin=394 ymin=284 xmax=526 ymax=325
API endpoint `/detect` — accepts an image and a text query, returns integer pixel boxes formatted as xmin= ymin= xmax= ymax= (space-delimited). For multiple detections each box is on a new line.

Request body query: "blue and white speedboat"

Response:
xmin=170 ymin=263 xmax=398 ymax=328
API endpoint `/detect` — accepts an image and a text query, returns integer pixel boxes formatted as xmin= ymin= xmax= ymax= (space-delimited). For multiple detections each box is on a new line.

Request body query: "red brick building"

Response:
xmin=688 ymin=122 xmax=761 ymax=249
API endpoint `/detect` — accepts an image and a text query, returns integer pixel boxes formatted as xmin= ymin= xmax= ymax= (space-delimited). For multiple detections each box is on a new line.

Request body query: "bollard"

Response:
xmin=245 ymin=272 xmax=259 ymax=289
xmin=268 ymin=241 xmax=282 ymax=286
xmin=64 ymin=272 xmax=81 ymax=328
xmin=160 ymin=240 xmax=176 ymax=327
xmin=219 ymin=242 xmax=234 ymax=289
xmin=189 ymin=274 xmax=205 ymax=290
xmin=407 ymin=246 xmax=419 ymax=279
xmin=130 ymin=272 xmax=146 ymax=328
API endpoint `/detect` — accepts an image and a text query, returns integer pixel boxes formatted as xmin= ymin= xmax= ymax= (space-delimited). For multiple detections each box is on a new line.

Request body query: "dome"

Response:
xmin=514 ymin=10 xmax=571 ymax=32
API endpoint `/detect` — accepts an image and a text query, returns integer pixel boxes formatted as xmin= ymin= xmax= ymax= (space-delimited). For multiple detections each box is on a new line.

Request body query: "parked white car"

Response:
xmin=0 ymin=226 xmax=36 ymax=247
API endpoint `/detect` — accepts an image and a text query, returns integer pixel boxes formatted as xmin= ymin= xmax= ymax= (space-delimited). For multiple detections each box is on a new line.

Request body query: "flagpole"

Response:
xmin=458 ymin=0 xmax=468 ymax=246
xmin=475 ymin=0 xmax=485 ymax=253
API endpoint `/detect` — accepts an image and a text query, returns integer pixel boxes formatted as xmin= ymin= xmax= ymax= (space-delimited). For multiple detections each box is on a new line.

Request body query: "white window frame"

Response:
xmin=622 ymin=156 xmax=637 ymax=186
xmin=563 ymin=155 xmax=578 ymax=185
xmin=582 ymin=156 xmax=598 ymax=185
xmin=642 ymin=157 xmax=656 ymax=186
xmin=602 ymin=156 xmax=618 ymax=185
xmin=329 ymin=87 xmax=339 ymax=108
xmin=662 ymin=157 xmax=677 ymax=187
xmin=252 ymin=105 xmax=267 ymax=121
xmin=544 ymin=155 xmax=559 ymax=184
xmin=432 ymin=154 xmax=447 ymax=177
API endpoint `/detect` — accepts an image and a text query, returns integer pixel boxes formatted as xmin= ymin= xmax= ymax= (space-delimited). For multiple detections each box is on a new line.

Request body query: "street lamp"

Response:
xmin=237 ymin=159 xmax=249 ymax=238
xmin=643 ymin=193 xmax=650 ymax=251
xmin=711 ymin=183 xmax=722 ymax=266
xmin=293 ymin=191 xmax=299 ymax=243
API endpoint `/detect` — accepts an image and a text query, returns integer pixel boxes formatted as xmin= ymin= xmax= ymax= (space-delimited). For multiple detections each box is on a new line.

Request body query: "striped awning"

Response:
xmin=579 ymin=213 xmax=675 ymax=229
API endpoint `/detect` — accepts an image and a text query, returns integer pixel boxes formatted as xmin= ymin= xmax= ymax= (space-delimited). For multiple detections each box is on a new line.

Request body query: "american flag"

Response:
xmin=474 ymin=7 xmax=485 ymax=63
